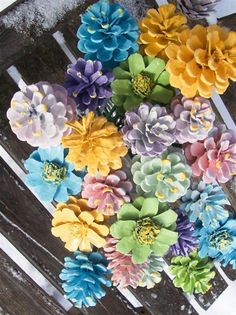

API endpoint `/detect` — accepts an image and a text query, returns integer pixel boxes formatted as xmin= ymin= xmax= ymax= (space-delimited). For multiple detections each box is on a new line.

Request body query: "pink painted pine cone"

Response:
xmin=184 ymin=124 xmax=236 ymax=183
xmin=7 ymin=82 xmax=77 ymax=148
xmin=171 ymin=95 xmax=215 ymax=144
xmin=82 ymin=170 xmax=133 ymax=216
xmin=104 ymin=238 xmax=146 ymax=289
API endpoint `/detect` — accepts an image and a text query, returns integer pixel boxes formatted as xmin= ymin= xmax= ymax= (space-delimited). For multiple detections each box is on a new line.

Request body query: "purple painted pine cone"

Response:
xmin=122 ymin=103 xmax=176 ymax=156
xmin=171 ymin=95 xmax=215 ymax=144
xmin=170 ymin=211 xmax=197 ymax=256
xmin=7 ymin=82 xmax=77 ymax=148
xmin=176 ymin=0 xmax=219 ymax=20
xmin=64 ymin=58 xmax=114 ymax=111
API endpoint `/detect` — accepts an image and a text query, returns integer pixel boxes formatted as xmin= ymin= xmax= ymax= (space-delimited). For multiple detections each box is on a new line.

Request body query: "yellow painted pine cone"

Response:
xmin=62 ymin=112 xmax=127 ymax=176
xmin=139 ymin=4 xmax=188 ymax=60
xmin=165 ymin=24 xmax=236 ymax=98
xmin=51 ymin=197 xmax=109 ymax=252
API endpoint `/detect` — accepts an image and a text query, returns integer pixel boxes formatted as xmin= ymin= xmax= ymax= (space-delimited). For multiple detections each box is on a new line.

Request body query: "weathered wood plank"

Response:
xmin=130 ymin=272 xmax=198 ymax=315
xmin=0 ymin=157 xmax=69 ymax=291
xmin=0 ymin=249 xmax=67 ymax=315
xmin=14 ymin=35 xmax=68 ymax=84
xmin=0 ymin=0 xmax=92 ymax=72
xmin=218 ymin=13 xmax=236 ymax=125
xmin=0 ymin=157 xmax=141 ymax=315
xmin=221 ymin=265 xmax=236 ymax=281
xmin=194 ymin=268 xmax=227 ymax=310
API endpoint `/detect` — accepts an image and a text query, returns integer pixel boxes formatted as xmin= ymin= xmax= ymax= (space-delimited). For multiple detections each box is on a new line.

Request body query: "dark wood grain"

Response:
xmin=194 ymin=268 xmax=227 ymax=310
xmin=214 ymin=14 xmax=236 ymax=125
xmin=0 ymin=0 xmax=92 ymax=72
xmin=0 ymin=157 xmax=141 ymax=315
xmin=221 ymin=264 xmax=236 ymax=281
xmin=14 ymin=35 xmax=68 ymax=85
xmin=0 ymin=249 xmax=67 ymax=315
xmin=130 ymin=272 xmax=198 ymax=315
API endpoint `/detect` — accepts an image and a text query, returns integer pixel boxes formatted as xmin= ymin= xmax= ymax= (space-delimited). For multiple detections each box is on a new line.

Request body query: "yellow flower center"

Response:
xmin=42 ymin=162 xmax=67 ymax=184
xmin=209 ymin=230 xmax=233 ymax=251
xmin=71 ymin=223 xmax=88 ymax=237
xmin=135 ymin=218 xmax=160 ymax=245
xmin=132 ymin=73 xmax=153 ymax=97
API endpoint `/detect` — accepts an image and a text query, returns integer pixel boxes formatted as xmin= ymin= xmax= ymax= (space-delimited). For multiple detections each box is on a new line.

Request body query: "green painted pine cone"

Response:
xmin=111 ymin=53 xmax=174 ymax=111
xmin=169 ymin=251 xmax=215 ymax=294
xmin=110 ymin=197 xmax=178 ymax=264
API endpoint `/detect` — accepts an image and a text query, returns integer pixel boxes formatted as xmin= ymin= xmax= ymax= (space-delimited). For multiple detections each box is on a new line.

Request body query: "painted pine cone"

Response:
xmin=59 ymin=251 xmax=111 ymax=308
xmin=7 ymin=82 xmax=76 ymax=148
xmin=64 ymin=58 xmax=114 ymax=111
xmin=170 ymin=95 xmax=215 ymax=144
xmin=122 ymin=103 xmax=176 ymax=156
xmin=131 ymin=151 xmax=192 ymax=202
xmin=176 ymin=0 xmax=219 ymax=20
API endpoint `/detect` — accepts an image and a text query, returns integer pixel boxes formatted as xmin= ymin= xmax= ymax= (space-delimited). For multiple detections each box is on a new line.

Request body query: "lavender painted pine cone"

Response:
xmin=7 ymin=82 xmax=76 ymax=148
xmin=64 ymin=58 xmax=114 ymax=111
xmin=122 ymin=103 xmax=176 ymax=156
xmin=171 ymin=95 xmax=215 ymax=144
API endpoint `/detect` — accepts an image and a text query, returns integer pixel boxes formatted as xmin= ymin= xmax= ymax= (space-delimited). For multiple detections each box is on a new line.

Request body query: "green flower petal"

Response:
xmin=143 ymin=55 xmax=155 ymax=67
xmin=110 ymin=220 xmax=136 ymax=238
xmin=156 ymin=228 xmax=178 ymax=245
xmin=132 ymin=196 xmax=144 ymax=210
xmin=120 ymin=60 xmax=129 ymax=71
xmin=116 ymin=235 xmax=136 ymax=254
xmin=139 ymin=197 xmax=159 ymax=218
xmin=118 ymin=204 xmax=140 ymax=220
xmin=128 ymin=53 xmax=145 ymax=76
xmin=149 ymin=85 xmax=174 ymax=104
xmin=158 ymin=202 xmax=169 ymax=214
xmin=144 ymin=58 xmax=165 ymax=81
xmin=111 ymin=79 xmax=132 ymax=95
xmin=132 ymin=242 xmax=151 ymax=264
xmin=113 ymin=67 xmax=132 ymax=79
xmin=150 ymin=241 xmax=169 ymax=256
xmin=153 ymin=209 xmax=178 ymax=227
xmin=157 ymin=70 xmax=170 ymax=86
xmin=123 ymin=94 xmax=142 ymax=111
xmin=112 ymin=95 xmax=126 ymax=107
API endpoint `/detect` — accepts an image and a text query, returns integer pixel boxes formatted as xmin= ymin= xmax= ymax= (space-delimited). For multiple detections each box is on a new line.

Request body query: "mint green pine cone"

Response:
xmin=169 ymin=251 xmax=216 ymax=295
xmin=131 ymin=150 xmax=192 ymax=203
xmin=110 ymin=197 xmax=178 ymax=264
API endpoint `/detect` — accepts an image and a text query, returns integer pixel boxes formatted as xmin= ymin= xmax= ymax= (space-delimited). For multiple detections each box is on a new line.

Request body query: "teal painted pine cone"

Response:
xmin=169 ymin=251 xmax=215 ymax=294
xmin=111 ymin=53 xmax=174 ymax=111
xmin=110 ymin=197 xmax=178 ymax=264
xmin=131 ymin=151 xmax=192 ymax=203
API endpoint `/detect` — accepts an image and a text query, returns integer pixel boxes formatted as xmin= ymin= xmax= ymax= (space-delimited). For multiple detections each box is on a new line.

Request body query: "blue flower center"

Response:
xmin=209 ymin=229 xmax=233 ymax=251
xmin=42 ymin=161 xmax=67 ymax=184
